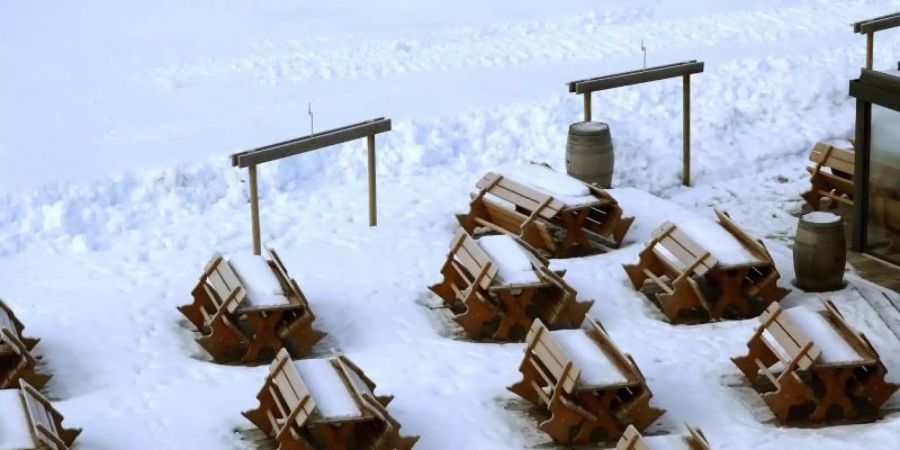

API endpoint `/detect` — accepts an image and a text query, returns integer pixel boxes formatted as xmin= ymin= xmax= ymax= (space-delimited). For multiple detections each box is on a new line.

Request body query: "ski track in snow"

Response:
xmin=3 ymin=1 xmax=900 ymax=449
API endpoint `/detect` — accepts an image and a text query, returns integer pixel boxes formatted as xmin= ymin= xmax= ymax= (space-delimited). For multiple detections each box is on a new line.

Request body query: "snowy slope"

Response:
xmin=2 ymin=1 xmax=900 ymax=449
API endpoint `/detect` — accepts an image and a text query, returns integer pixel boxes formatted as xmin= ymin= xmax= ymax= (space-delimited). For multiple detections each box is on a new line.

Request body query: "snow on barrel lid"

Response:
xmin=568 ymin=121 xmax=610 ymax=136
xmin=802 ymin=211 xmax=841 ymax=224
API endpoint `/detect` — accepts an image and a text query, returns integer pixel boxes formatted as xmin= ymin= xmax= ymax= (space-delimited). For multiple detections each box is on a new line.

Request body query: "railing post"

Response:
xmin=866 ymin=31 xmax=874 ymax=70
xmin=367 ymin=134 xmax=377 ymax=226
xmin=682 ymin=74 xmax=691 ymax=187
xmin=583 ymin=93 xmax=592 ymax=122
xmin=248 ymin=164 xmax=262 ymax=255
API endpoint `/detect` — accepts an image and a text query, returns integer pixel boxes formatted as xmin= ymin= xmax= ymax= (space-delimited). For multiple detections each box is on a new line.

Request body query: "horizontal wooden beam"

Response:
xmin=231 ymin=118 xmax=392 ymax=167
xmin=568 ymin=61 xmax=704 ymax=94
xmin=850 ymin=70 xmax=900 ymax=111
xmin=853 ymin=12 xmax=900 ymax=34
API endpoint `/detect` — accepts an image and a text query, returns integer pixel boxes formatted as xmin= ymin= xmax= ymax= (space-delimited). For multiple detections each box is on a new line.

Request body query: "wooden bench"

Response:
xmin=801 ymin=142 xmax=855 ymax=210
xmin=177 ymin=248 xmax=325 ymax=363
xmin=457 ymin=170 xmax=634 ymax=258
xmin=243 ymin=349 xmax=418 ymax=450
xmin=0 ymin=300 xmax=50 ymax=390
xmin=429 ymin=230 xmax=593 ymax=341
xmin=731 ymin=299 xmax=898 ymax=423
xmin=615 ymin=424 xmax=711 ymax=450
xmin=509 ymin=319 xmax=664 ymax=444
xmin=623 ymin=210 xmax=789 ymax=323
xmin=0 ymin=379 xmax=81 ymax=450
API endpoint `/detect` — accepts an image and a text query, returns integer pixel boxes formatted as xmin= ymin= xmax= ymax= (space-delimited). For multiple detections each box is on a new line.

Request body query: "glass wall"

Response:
xmin=867 ymin=104 xmax=900 ymax=264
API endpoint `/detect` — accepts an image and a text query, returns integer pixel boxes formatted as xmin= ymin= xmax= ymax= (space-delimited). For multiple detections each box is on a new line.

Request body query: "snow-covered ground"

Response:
xmin=2 ymin=0 xmax=900 ymax=449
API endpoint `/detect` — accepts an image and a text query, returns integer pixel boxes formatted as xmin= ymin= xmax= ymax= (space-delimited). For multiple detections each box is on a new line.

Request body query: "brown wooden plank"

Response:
xmin=232 ymin=118 xmax=392 ymax=167
xmin=569 ymin=60 xmax=704 ymax=94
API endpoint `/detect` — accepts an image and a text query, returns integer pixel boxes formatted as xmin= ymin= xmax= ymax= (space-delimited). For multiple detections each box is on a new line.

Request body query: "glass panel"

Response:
xmin=867 ymin=104 xmax=900 ymax=264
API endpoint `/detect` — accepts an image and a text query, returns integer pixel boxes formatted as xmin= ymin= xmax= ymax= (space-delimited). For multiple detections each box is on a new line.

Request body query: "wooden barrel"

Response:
xmin=793 ymin=212 xmax=846 ymax=292
xmin=565 ymin=121 xmax=614 ymax=188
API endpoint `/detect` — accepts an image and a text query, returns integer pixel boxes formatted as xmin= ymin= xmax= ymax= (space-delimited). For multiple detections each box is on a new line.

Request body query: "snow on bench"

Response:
xmin=552 ymin=329 xmax=628 ymax=387
xmin=506 ymin=164 xmax=598 ymax=207
xmin=476 ymin=234 xmax=539 ymax=285
xmin=228 ymin=253 xmax=289 ymax=306
xmin=0 ymin=389 xmax=34 ymax=450
xmin=294 ymin=358 xmax=364 ymax=419
xmin=658 ymin=216 xmax=762 ymax=267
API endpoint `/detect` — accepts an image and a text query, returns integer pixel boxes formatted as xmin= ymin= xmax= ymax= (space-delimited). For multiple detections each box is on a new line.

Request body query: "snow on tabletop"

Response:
xmin=504 ymin=165 xmax=599 ymax=207
xmin=0 ymin=390 xmax=35 ymax=450
xmin=482 ymin=192 xmax=516 ymax=211
xmin=294 ymin=359 xmax=363 ymax=419
xmin=782 ymin=307 xmax=864 ymax=364
xmin=802 ymin=211 xmax=841 ymax=224
xmin=227 ymin=253 xmax=289 ymax=306
xmin=551 ymin=329 xmax=628 ymax=387
xmin=667 ymin=216 xmax=761 ymax=266
xmin=476 ymin=235 xmax=539 ymax=284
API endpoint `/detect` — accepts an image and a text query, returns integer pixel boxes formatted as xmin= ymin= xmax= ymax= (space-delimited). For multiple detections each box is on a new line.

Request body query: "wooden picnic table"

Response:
xmin=429 ymin=230 xmax=593 ymax=341
xmin=178 ymin=247 xmax=325 ymax=363
xmin=0 ymin=300 xmax=50 ymax=390
xmin=624 ymin=210 xmax=789 ymax=323
xmin=732 ymin=299 xmax=898 ymax=423
xmin=509 ymin=319 xmax=664 ymax=444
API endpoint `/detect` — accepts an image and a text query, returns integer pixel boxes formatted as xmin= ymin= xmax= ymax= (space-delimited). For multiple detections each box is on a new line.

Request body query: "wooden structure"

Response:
xmin=801 ymin=142 xmax=855 ymax=210
xmin=568 ymin=61 xmax=705 ymax=186
xmin=429 ymin=230 xmax=593 ymax=341
xmin=623 ymin=210 xmax=789 ymax=323
xmin=853 ymin=12 xmax=900 ymax=70
xmin=231 ymin=118 xmax=391 ymax=255
xmin=615 ymin=424 xmax=711 ymax=450
xmin=456 ymin=170 xmax=634 ymax=257
xmin=243 ymin=349 xmax=418 ymax=450
xmin=850 ymin=69 xmax=900 ymax=265
xmin=177 ymin=248 xmax=325 ymax=363
xmin=0 ymin=379 xmax=81 ymax=450
xmin=732 ymin=299 xmax=899 ymax=423
xmin=0 ymin=300 xmax=50 ymax=390
xmin=509 ymin=319 xmax=664 ymax=444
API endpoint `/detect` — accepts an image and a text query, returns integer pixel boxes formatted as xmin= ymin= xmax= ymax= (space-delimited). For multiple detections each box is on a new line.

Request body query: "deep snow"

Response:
xmin=2 ymin=1 xmax=900 ymax=449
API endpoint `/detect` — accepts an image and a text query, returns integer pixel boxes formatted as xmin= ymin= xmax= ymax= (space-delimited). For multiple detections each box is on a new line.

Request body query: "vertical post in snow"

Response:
xmin=367 ymin=134 xmax=377 ymax=226
xmin=682 ymin=74 xmax=691 ymax=187
xmin=583 ymin=93 xmax=592 ymax=122
xmin=248 ymin=164 xmax=262 ymax=255
xmin=866 ymin=31 xmax=874 ymax=70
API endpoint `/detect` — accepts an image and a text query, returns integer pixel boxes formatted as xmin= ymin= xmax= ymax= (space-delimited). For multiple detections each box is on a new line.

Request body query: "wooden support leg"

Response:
xmin=367 ymin=134 xmax=377 ymax=227
xmin=682 ymin=74 xmax=691 ymax=187
xmin=584 ymin=93 xmax=592 ymax=122
xmin=492 ymin=290 xmax=534 ymax=341
xmin=249 ymin=164 xmax=262 ymax=256
xmin=866 ymin=31 xmax=874 ymax=70
xmin=808 ymin=368 xmax=857 ymax=421
xmin=241 ymin=311 xmax=287 ymax=363
xmin=197 ymin=315 xmax=248 ymax=362
xmin=557 ymin=209 xmax=592 ymax=256
xmin=454 ymin=294 xmax=500 ymax=340
xmin=279 ymin=313 xmax=326 ymax=357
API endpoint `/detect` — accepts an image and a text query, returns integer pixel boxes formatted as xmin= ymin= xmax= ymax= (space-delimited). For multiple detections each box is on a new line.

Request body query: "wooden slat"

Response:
xmin=714 ymin=209 xmax=768 ymax=261
xmin=587 ymin=318 xmax=639 ymax=383
xmin=569 ymin=61 xmax=704 ymax=94
xmin=232 ymin=118 xmax=391 ymax=167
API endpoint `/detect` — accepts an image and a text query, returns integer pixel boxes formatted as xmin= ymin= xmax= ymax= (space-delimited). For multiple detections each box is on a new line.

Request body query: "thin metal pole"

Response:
xmin=866 ymin=31 xmax=874 ymax=70
xmin=682 ymin=74 xmax=691 ymax=186
xmin=583 ymin=93 xmax=592 ymax=122
xmin=248 ymin=164 xmax=262 ymax=255
xmin=367 ymin=134 xmax=377 ymax=226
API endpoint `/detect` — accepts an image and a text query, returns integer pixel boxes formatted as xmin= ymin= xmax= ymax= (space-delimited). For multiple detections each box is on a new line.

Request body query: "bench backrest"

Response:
xmin=714 ymin=209 xmax=769 ymax=262
xmin=266 ymin=248 xmax=311 ymax=309
xmin=0 ymin=300 xmax=19 ymax=336
xmin=759 ymin=303 xmax=821 ymax=370
xmin=650 ymin=223 xmax=718 ymax=277
xmin=585 ymin=318 xmax=640 ymax=383
xmin=203 ymin=255 xmax=247 ymax=315
xmin=525 ymin=320 xmax=581 ymax=395
xmin=819 ymin=297 xmax=877 ymax=362
xmin=268 ymin=349 xmax=316 ymax=434
xmin=449 ymin=231 xmax=499 ymax=291
xmin=810 ymin=142 xmax=854 ymax=176
xmin=617 ymin=425 xmax=650 ymax=450
xmin=477 ymin=172 xmax=565 ymax=219
xmin=20 ymin=379 xmax=69 ymax=450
